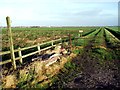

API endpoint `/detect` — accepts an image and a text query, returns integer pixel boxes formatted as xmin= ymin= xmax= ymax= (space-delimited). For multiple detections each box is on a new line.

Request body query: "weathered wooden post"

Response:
xmin=60 ymin=38 xmax=62 ymax=44
xmin=6 ymin=16 xmax=16 ymax=70
xmin=18 ymin=47 xmax=22 ymax=64
xmin=51 ymin=40 xmax=54 ymax=46
xmin=37 ymin=43 xmax=41 ymax=54
xmin=68 ymin=33 xmax=72 ymax=48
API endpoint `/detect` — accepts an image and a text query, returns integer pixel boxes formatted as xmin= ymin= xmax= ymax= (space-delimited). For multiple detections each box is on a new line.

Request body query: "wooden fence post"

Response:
xmin=68 ymin=33 xmax=72 ymax=48
xmin=37 ymin=43 xmax=41 ymax=54
xmin=60 ymin=38 xmax=62 ymax=44
xmin=51 ymin=40 xmax=54 ymax=46
xmin=18 ymin=47 xmax=22 ymax=64
xmin=6 ymin=16 xmax=16 ymax=70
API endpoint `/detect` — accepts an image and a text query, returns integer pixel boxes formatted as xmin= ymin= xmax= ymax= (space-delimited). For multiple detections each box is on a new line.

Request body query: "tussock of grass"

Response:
xmin=2 ymin=75 xmax=17 ymax=88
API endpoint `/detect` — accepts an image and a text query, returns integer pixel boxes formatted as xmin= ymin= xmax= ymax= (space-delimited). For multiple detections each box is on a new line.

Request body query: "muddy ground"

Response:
xmin=48 ymin=48 xmax=120 ymax=89
xmin=48 ymin=33 xmax=120 ymax=89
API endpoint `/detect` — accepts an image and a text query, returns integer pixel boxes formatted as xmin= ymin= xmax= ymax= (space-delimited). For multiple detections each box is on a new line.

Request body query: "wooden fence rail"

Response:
xmin=0 ymin=38 xmax=62 ymax=67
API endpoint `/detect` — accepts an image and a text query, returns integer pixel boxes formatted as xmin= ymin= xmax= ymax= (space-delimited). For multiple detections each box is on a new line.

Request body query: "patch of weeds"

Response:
xmin=16 ymin=67 xmax=36 ymax=88
xmin=60 ymin=68 xmax=68 ymax=74
xmin=73 ymin=39 xmax=85 ymax=46
xmin=73 ymin=49 xmax=80 ymax=54
xmin=92 ymin=48 xmax=113 ymax=60
xmin=48 ymin=57 xmax=82 ymax=89
xmin=33 ymin=81 xmax=49 ymax=89
xmin=91 ymin=48 xmax=118 ymax=67
xmin=73 ymin=48 xmax=83 ymax=55
xmin=64 ymin=61 xmax=76 ymax=70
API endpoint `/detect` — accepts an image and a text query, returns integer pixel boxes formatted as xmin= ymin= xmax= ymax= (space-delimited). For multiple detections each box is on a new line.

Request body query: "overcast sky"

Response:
xmin=0 ymin=0 xmax=119 ymax=26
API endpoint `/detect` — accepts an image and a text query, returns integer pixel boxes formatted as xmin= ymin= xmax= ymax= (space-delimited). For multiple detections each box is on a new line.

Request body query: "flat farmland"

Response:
xmin=1 ymin=26 xmax=120 ymax=89
xmin=2 ymin=27 xmax=99 ymax=51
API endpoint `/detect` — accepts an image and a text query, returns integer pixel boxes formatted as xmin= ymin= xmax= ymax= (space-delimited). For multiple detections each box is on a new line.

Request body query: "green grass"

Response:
xmin=105 ymin=29 xmax=119 ymax=44
xmin=94 ymin=28 xmax=105 ymax=46
xmin=1 ymin=26 xmax=120 ymax=89
xmin=107 ymin=26 xmax=120 ymax=32
xmin=2 ymin=27 xmax=98 ymax=51
xmin=49 ymin=47 xmax=120 ymax=89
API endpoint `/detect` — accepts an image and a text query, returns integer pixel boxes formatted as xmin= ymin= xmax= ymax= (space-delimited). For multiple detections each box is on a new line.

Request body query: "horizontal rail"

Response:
xmin=0 ymin=51 xmax=11 ymax=55
xmin=0 ymin=38 xmax=62 ymax=55
xmin=0 ymin=39 xmax=61 ymax=65
xmin=0 ymin=59 xmax=11 ymax=65
xmin=22 ymin=50 xmax=39 ymax=59
xmin=22 ymin=45 xmax=56 ymax=59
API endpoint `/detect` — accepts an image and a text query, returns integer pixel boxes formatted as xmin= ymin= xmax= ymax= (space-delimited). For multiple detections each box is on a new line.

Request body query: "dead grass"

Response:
xmin=1 ymin=53 xmax=75 ymax=88
xmin=2 ymin=75 xmax=17 ymax=88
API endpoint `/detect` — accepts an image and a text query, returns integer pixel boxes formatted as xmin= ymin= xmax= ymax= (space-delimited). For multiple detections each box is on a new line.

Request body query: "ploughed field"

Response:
xmin=1 ymin=26 xmax=120 ymax=89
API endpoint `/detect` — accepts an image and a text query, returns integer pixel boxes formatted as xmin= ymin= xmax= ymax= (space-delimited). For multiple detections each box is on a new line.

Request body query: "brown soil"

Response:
xmin=49 ymin=33 xmax=120 ymax=89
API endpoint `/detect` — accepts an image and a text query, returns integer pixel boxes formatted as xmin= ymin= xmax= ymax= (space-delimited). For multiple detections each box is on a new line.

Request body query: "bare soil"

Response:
xmin=48 ymin=34 xmax=120 ymax=89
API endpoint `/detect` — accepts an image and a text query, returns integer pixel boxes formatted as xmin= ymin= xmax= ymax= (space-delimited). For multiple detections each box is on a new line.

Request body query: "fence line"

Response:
xmin=0 ymin=36 xmax=110 ymax=66
xmin=1 ymin=36 xmax=110 ymax=69
xmin=0 ymin=38 xmax=62 ymax=67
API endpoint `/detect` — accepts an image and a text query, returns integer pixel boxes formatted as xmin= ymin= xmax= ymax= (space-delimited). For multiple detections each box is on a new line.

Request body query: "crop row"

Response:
xmin=74 ymin=27 xmax=119 ymax=49
xmin=1 ymin=27 xmax=119 ymax=52
xmin=72 ymin=28 xmax=102 ymax=47
xmin=83 ymin=28 xmax=101 ymax=38
xmin=104 ymin=28 xmax=120 ymax=48
xmin=105 ymin=27 xmax=120 ymax=40
xmin=93 ymin=28 xmax=104 ymax=46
